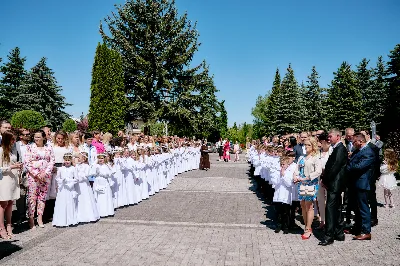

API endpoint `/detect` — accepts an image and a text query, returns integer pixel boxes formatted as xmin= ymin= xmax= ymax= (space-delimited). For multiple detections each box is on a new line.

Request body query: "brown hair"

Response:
xmin=53 ymin=130 xmax=69 ymax=147
xmin=384 ymin=149 xmax=398 ymax=172
xmin=1 ymin=131 xmax=15 ymax=163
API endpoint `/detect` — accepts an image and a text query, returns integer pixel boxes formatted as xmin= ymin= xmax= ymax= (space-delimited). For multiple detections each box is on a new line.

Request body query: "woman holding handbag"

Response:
xmin=294 ymin=137 xmax=322 ymax=240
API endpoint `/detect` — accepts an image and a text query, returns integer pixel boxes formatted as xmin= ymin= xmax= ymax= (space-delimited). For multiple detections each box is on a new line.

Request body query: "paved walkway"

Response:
xmin=1 ymin=154 xmax=399 ymax=266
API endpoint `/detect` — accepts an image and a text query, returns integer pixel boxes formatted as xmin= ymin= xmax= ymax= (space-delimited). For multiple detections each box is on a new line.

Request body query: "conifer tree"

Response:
xmin=0 ymin=47 xmax=26 ymax=118
xmin=382 ymin=44 xmax=400 ymax=137
xmin=266 ymin=68 xmax=281 ymax=134
xmin=356 ymin=58 xmax=372 ymax=129
xmin=304 ymin=66 xmax=327 ymax=130
xmin=100 ymin=0 xmax=202 ymax=124
xmin=368 ymin=56 xmax=388 ymax=130
xmin=275 ymin=64 xmax=302 ymax=134
xmin=88 ymin=43 xmax=127 ymax=134
xmin=14 ymin=57 xmax=69 ymax=128
xmin=327 ymin=62 xmax=364 ymax=130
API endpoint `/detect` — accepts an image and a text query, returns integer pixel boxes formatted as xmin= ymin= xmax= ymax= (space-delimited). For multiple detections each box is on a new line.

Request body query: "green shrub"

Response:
xmin=11 ymin=110 xmax=45 ymax=130
xmin=62 ymin=118 xmax=77 ymax=133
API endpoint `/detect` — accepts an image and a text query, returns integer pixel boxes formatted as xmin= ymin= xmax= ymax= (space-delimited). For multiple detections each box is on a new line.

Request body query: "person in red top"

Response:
xmin=223 ymin=139 xmax=231 ymax=162
xmin=92 ymin=131 xmax=105 ymax=154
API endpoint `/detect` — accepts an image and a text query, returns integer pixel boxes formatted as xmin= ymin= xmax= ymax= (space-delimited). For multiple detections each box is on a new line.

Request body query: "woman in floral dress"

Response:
xmin=24 ymin=130 xmax=55 ymax=229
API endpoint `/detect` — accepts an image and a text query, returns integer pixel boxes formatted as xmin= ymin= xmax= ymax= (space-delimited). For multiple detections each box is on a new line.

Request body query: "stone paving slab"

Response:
xmin=1 ymin=153 xmax=400 ymax=266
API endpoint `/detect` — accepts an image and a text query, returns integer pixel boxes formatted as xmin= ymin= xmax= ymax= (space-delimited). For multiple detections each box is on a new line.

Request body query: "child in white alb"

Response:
xmin=52 ymin=153 xmax=78 ymax=227
xmin=91 ymin=153 xmax=114 ymax=217
xmin=75 ymin=152 xmax=99 ymax=223
xmin=378 ymin=149 xmax=398 ymax=208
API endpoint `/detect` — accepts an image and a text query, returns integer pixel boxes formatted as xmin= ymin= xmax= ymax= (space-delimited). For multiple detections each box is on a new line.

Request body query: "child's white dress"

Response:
xmin=53 ymin=166 xmax=78 ymax=227
xmin=91 ymin=164 xmax=115 ymax=217
xmin=378 ymin=164 xmax=397 ymax=190
xmin=114 ymin=158 xmax=128 ymax=208
xmin=75 ymin=163 xmax=100 ymax=223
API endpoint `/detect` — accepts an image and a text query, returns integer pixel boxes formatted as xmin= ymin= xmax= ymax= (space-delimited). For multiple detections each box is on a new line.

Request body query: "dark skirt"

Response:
xmin=218 ymin=146 xmax=223 ymax=156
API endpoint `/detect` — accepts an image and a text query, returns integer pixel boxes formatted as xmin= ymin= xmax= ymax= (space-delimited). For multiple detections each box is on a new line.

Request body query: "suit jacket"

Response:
xmin=293 ymin=144 xmax=305 ymax=163
xmin=321 ymin=142 xmax=348 ymax=193
xmin=346 ymin=145 xmax=377 ymax=191
xmin=367 ymin=142 xmax=381 ymax=182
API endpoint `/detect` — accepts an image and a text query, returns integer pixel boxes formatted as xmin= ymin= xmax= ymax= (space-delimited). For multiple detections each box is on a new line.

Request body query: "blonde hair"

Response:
xmin=69 ymin=131 xmax=81 ymax=147
xmin=305 ymin=137 xmax=318 ymax=156
xmin=53 ymin=130 xmax=69 ymax=147
xmin=384 ymin=149 xmax=398 ymax=172
xmin=103 ymin=132 xmax=112 ymax=145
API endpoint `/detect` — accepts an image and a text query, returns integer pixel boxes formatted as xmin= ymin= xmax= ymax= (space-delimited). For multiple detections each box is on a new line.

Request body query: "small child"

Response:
xmin=271 ymin=156 xmax=293 ymax=234
xmin=114 ymin=147 xmax=128 ymax=208
xmin=378 ymin=149 xmax=398 ymax=208
xmin=91 ymin=153 xmax=114 ymax=217
xmin=53 ymin=153 xmax=78 ymax=227
xmin=75 ymin=152 xmax=99 ymax=223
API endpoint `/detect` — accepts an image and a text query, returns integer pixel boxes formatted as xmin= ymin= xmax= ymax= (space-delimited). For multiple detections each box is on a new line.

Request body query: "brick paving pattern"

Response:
xmin=1 ymin=154 xmax=399 ymax=265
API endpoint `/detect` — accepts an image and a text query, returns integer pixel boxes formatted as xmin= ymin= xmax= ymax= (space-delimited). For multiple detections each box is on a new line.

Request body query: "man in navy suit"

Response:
xmin=293 ymin=132 xmax=307 ymax=162
xmin=346 ymin=133 xmax=377 ymax=240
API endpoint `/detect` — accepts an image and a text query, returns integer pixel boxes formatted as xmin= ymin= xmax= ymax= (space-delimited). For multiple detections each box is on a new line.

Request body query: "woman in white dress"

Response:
xmin=113 ymin=148 xmax=128 ymax=208
xmin=91 ymin=153 xmax=114 ymax=217
xmin=0 ymin=131 xmax=22 ymax=239
xmin=75 ymin=152 xmax=99 ymax=223
xmin=52 ymin=153 xmax=78 ymax=227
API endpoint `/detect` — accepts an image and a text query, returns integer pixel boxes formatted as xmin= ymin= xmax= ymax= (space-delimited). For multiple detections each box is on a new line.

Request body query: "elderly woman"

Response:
xmin=294 ymin=137 xmax=322 ymax=240
xmin=25 ymin=130 xmax=55 ymax=229
xmin=0 ymin=131 xmax=22 ymax=239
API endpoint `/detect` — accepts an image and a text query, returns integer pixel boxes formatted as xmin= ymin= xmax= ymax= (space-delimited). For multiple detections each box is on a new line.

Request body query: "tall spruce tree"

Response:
xmin=356 ymin=58 xmax=372 ymax=129
xmin=0 ymin=47 xmax=26 ymax=118
xmin=14 ymin=57 xmax=69 ymax=128
xmin=298 ymin=81 xmax=310 ymax=131
xmin=275 ymin=64 xmax=302 ymax=134
xmin=382 ymin=44 xmax=400 ymax=137
xmin=305 ymin=66 xmax=327 ymax=130
xmin=368 ymin=56 xmax=387 ymax=130
xmin=266 ymin=68 xmax=281 ymax=134
xmin=327 ymin=61 xmax=364 ymax=130
xmin=100 ymin=0 xmax=201 ymax=124
xmin=88 ymin=43 xmax=127 ymax=134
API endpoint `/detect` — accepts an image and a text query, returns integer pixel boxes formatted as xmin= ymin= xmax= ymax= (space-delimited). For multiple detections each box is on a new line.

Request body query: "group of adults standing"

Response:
xmin=293 ymin=128 xmax=384 ymax=245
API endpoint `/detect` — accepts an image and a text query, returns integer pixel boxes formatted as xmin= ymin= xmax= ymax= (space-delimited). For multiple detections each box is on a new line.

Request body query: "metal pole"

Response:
xmin=371 ymin=121 xmax=376 ymax=140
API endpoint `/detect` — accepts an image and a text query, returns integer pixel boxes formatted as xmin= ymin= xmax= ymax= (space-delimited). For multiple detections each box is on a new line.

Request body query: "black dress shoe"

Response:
xmin=334 ymin=235 xmax=345 ymax=241
xmin=274 ymin=226 xmax=281 ymax=233
xmin=371 ymin=219 xmax=378 ymax=227
xmin=283 ymin=228 xmax=289 ymax=234
xmin=319 ymin=239 xmax=334 ymax=246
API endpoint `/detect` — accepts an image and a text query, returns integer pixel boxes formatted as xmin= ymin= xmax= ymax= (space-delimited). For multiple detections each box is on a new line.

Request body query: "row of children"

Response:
xmin=52 ymin=145 xmax=201 ymax=227
xmin=249 ymin=145 xmax=298 ymax=234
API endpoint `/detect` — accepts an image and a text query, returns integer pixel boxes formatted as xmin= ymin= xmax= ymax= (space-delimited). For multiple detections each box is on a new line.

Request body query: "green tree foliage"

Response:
xmin=100 ymin=0 xmax=199 ymax=123
xmin=13 ymin=57 xmax=69 ymax=129
xmin=217 ymin=100 xmax=228 ymax=138
xmin=275 ymin=64 xmax=303 ymax=134
xmin=356 ymin=58 xmax=372 ymax=129
xmin=304 ymin=66 xmax=327 ymax=130
xmin=11 ymin=110 xmax=45 ymax=130
xmin=369 ymin=56 xmax=388 ymax=129
xmin=327 ymin=61 xmax=364 ymax=130
xmin=382 ymin=44 xmax=400 ymax=141
xmin=0 ymin=47 xmax=26 ymax=119
xmin=88 ymin=43 xmax=128 ymax=134
xmin=62 ymin=119 xmax=77 ymax=133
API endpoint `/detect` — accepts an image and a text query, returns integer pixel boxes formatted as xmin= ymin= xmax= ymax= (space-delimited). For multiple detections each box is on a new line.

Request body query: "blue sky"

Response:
xmin=1 ymin=0 xmax=399 ymax=126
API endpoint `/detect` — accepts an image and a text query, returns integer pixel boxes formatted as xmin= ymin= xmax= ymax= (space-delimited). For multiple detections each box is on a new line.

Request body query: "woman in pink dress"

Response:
xmin=25 ymin=130 xmax=55 ymax=229
xmin=223 ymin=139 xmax=231 ymax=162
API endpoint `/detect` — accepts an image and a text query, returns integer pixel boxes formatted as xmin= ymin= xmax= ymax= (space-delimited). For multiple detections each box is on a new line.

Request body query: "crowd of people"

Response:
xmin=0 ymin=120 xmax=205 ymax=239
xmin=216 ymin=138 xmax=241 ymax=162
xmin=248 ymin=128 xmax=398 ymax=245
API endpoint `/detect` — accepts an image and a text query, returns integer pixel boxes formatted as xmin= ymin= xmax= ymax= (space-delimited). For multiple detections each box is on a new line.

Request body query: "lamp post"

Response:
xmin=371 ymin=121 xmax=376 ymax=140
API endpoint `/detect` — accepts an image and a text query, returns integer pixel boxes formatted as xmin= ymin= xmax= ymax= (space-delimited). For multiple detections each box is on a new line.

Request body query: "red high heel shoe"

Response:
xmin=301 ymin=228 xmax=312 ymax=240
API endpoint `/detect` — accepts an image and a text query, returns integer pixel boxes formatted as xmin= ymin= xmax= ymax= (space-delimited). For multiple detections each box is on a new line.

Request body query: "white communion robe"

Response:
xmin=75 ymin=163 xmax=100 ymax=223
xmin=91 ymin=164 xmax=115 ymax=217
xmin=52 ymin=166 xmax=78 ymax=227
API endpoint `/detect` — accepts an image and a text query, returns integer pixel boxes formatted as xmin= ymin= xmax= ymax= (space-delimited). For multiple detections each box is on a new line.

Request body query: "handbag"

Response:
xmin=299 ymin=184 xmax=316 ymax=197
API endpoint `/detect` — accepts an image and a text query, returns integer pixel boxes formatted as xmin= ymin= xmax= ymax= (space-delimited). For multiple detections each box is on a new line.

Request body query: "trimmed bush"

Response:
xmin=11 ymin=110 xmax=45 ymax=130
xmin=62 ymin=118 xmax=77 ymax=133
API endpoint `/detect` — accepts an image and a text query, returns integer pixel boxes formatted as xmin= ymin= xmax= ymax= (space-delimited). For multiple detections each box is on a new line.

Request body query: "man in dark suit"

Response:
xmin=319 ymin=129 xmax=348 ymax=246
xmin=346 ymin=133 xmax=377 ymax=240
xmin=293 ymin=132 xmax=307 ymax=162
xmin=361 ymin=130 xmax=380 ymax=227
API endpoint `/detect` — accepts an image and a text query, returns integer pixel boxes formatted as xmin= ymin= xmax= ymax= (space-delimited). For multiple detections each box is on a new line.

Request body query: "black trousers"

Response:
xmin=325 ymin=191 xmax=344 ymax=240
xmin=368 ymin=181 xmax=378 ymax=221
xmin=275 ymin=202 xmax=290 ymax=229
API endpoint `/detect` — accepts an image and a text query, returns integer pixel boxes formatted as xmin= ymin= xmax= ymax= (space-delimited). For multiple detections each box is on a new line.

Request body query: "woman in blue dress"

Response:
xmin=295 ymin=137 xmax=322 ymax=240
